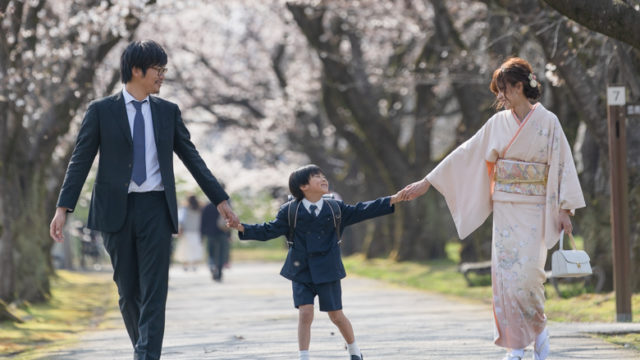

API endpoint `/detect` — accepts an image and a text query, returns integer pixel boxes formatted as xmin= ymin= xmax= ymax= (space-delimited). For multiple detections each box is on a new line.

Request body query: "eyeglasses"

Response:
xmin=151 ymin=66 xmax=168 ymax=75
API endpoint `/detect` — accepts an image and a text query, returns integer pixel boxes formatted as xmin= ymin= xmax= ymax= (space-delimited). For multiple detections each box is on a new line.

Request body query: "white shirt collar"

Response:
xmin=122 ymin=87 xmax=150 ymax=104
xmin=301 ymin=198 xmax=323 ymax=215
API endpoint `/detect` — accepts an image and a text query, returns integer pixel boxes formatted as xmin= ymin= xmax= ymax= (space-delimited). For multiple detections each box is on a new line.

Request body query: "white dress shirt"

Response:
xmin=122 ymin=88 xmax=164 ymax=193
xmin=302 ymin=198 xmax=323 ymax=216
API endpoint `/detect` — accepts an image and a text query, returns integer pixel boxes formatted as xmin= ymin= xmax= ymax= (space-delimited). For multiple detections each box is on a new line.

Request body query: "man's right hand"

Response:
xmin=50 ymin=207 xmax=68 ymax=242
xmin=217 ymin=200 xmax=239 ymax=228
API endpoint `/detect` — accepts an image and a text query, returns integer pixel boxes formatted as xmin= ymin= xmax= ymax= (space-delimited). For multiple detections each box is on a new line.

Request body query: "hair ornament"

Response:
xmin=528 ymin=73 xmax=538 ymax=88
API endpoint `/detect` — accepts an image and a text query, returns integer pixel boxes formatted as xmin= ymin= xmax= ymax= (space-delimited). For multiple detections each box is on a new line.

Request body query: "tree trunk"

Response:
xmin=287 ymin=3 xmax=448 ymax=261
xmin=0 ymin=0 xmax=152 ymax=303
xmin=0 ymin=299 xmax=23 ymax=323
xmin=0 ymin=172 xmax=16 ymax=301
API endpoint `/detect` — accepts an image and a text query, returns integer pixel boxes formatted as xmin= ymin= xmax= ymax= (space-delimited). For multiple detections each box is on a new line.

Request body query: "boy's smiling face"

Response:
xmin=300 ymin=172 xmax=329 ymax=199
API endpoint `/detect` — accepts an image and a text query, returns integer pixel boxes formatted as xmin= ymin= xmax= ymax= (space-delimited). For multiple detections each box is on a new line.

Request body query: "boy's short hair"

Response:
xmin=120 ymin=40 xmax=168 ymax=84
xmin=288 ymin=164 xmax=324 ymax=201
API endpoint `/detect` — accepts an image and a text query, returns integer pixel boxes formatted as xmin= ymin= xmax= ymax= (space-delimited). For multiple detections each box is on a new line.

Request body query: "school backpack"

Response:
xmin=285 ymin=194 xmax=342 ymax=248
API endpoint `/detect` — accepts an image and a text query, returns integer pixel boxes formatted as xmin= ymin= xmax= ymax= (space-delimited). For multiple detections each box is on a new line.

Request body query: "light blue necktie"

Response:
xmin=131 ymin=100 xmax=147 ymax=186
xmin=309 ymin=204 xmax=318 ymax=217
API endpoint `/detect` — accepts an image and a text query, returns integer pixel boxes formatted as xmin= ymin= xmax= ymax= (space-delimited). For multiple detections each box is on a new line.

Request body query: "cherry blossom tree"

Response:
xmin=0 ymin=0 xmax=154 ymax=306
xmin=142 ymin=0 xmax=500 ymax=260
xmin=5 ymin=0 xmax=640 ymax=313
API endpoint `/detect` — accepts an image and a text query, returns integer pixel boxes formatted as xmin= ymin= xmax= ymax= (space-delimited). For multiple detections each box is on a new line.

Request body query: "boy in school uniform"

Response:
xmin=228 ymin=164 xmax=402 ymax=360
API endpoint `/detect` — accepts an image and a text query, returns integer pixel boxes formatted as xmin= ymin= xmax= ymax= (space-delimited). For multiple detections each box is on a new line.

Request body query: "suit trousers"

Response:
xmin=102 ymin=191 xmax=173 ymax=360
xmin=206 ymin=233 xmax=230 ymax=280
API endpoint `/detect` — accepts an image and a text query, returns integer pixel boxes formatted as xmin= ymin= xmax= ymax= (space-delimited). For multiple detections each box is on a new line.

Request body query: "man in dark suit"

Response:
xmin=49 ymin=40 xmax=239 ymax=360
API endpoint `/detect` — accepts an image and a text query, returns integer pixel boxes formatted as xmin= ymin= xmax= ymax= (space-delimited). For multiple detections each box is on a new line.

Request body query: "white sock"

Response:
xmin=299 ymin=350 xmax=310 ymax=360
xmin=509 ymin=348 xmax=525 ymax=357
xmin=347 ymin=341 xmax=361 ymax=356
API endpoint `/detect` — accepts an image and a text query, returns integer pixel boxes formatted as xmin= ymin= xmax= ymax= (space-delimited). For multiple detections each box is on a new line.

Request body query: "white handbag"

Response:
xmin=551 ymin=231 xmax=592 ymax=278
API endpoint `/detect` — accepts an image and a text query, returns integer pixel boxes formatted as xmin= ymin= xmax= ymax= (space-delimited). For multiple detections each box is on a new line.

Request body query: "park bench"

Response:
xmin=459 ymin=260 xmax=492 ymax=285
xmin=459 ymin=261 xmax=605 ymax=296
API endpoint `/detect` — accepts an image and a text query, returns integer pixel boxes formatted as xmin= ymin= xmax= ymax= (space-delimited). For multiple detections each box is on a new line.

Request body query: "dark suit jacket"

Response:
xmin=239 ymin=196 xmax=394 ymax=284
xmin=57 ymin=92 xmax=228 ymax=233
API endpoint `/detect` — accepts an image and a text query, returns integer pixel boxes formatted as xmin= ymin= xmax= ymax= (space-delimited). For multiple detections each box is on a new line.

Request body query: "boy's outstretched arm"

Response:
xmin=228 ymin=205 xmax=289 ymax=241
xmin=340 ymin=196 xmax=395 ymax=228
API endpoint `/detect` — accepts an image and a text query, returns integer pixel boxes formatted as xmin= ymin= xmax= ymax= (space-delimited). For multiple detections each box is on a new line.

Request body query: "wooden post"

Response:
xmin=606 ymin=86 xmax=632 ymax=322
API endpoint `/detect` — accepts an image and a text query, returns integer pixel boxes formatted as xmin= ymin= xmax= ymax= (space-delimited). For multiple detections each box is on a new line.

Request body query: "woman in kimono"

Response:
xmin=399 ymin=57 xmax=585 ymax=360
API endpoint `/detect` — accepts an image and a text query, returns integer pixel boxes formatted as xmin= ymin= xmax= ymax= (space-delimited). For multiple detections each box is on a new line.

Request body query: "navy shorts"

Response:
xmin=292 ymin=280 xmax=342 ymax=312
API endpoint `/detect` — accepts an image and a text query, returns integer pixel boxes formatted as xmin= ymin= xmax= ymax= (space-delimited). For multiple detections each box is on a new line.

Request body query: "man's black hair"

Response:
xmin=120 ymin=40 xmax=168 ymax=83
xmin=288 ymin=164 xmax=324 ymax=201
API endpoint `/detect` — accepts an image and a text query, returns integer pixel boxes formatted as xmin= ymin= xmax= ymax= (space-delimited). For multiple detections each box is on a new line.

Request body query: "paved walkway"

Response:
xmin=43 ymin=262 xmax=640 ymax=359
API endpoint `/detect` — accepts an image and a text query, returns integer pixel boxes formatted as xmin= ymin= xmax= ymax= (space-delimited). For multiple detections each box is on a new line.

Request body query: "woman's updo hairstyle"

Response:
xmin=490 ymin=57 xmax=542 ymax=109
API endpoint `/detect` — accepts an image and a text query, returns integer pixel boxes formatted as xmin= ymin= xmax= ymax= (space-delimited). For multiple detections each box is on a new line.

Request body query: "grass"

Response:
xmin=602 ymin=333 xmax=640 ymax=352
xmin=0 ymin=270 xmax=118 ymax=359
xmin=342 ymin=255 xmax=493 ymax=303
xmin=231 ymin=236 xmax=288 ymax=263
xmin=341 ymin=254 xmax=640 ymax=323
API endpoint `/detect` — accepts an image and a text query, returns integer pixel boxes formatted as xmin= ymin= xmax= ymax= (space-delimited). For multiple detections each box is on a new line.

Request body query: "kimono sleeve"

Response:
xmin=426 ymin=118 xmax=498 ymax=239
xmin=543 ymin=117 xmax=586 ymax=248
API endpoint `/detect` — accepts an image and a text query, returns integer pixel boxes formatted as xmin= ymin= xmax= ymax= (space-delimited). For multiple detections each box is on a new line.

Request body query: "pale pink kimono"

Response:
xmin=426 ymin=103 xmax=585 ymax=349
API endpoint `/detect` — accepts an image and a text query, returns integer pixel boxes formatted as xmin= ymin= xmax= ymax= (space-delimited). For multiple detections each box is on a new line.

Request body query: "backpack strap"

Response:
xmin=287 ymin=198 xmax=342 ymax=248
xmin=324 ymin=199 xmax=342 ymax=244
xmin=286 ymin=200 xmax=301 ymax=248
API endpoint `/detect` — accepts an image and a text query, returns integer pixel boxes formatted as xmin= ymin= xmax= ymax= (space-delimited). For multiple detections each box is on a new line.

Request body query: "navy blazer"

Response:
xmin=239 ymin=196 xmax=394 ymax=284
xmin=57 ymin=92 xmax=229 ymax=233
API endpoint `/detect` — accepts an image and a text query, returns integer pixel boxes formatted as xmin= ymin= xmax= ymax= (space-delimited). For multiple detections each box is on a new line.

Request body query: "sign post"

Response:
xmin=606 ymin=86 xmax=632 ymax=322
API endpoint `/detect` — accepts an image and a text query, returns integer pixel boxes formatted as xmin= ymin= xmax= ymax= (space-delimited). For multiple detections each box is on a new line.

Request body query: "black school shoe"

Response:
xmin=350 ymin=354 xmax=363 ymax=360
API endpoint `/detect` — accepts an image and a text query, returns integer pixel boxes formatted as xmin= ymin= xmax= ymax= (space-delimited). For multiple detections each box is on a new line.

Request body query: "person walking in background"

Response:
xmin=398 ymin=57 xmax=585 ymax=360
xmin=201 ymin=201 xmax=232 ymax=282
xmin=49 ymin=40 xmax=238 ymax=360
xmin=175 ymin=195 xmax=204 ymax=271
xmin=228 ymin=164 xmax=403 ymax=360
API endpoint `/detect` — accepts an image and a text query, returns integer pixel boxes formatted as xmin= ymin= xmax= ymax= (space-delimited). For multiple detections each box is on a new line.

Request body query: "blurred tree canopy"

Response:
xmin=1 ymin=0 xmax=639 ymax=311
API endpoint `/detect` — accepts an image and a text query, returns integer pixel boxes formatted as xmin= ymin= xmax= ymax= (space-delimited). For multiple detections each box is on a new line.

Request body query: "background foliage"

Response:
xmin=1 ymin=0 xmax=639 ymax=313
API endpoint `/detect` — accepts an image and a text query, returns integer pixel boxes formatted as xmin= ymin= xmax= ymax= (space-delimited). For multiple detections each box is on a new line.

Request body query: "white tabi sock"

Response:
xmin=509 ymin=348 xmax=525 ymax=358
xmin=347 ymin=341 xmax=361 ymax=356
xmin=299 ymin=350 xmax=310 ymax=360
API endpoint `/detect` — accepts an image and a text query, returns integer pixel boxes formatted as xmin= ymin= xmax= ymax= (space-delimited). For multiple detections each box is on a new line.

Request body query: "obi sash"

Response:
xmin=494 ymin=159 xmax=549 ymax=196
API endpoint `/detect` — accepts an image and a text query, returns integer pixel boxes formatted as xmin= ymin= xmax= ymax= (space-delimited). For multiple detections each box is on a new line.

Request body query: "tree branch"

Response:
xmin=287 ymin=3 xmax=411 ymax=185
xmin=542 ymin=0 xmax=640 ymax=50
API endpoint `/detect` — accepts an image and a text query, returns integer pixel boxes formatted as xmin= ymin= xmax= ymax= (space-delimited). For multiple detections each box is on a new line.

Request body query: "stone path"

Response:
xmin=41 ymin=262 xmax=640 ymax=359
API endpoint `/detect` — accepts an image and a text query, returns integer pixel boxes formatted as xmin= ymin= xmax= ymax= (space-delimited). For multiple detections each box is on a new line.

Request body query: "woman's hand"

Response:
xmin=398 ymin=179 xmax=431 ymax=201
xmin=559 ymin=209 xmax=573 ymax=234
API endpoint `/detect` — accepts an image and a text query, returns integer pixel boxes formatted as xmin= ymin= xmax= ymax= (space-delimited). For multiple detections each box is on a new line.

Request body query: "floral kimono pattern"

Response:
xmin=426 ymin=103 xmax=585 ymax=349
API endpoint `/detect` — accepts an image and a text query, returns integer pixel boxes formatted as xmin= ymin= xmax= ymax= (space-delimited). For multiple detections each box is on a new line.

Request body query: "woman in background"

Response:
xmin=175 ymin=195 xmax=204 ymax=271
